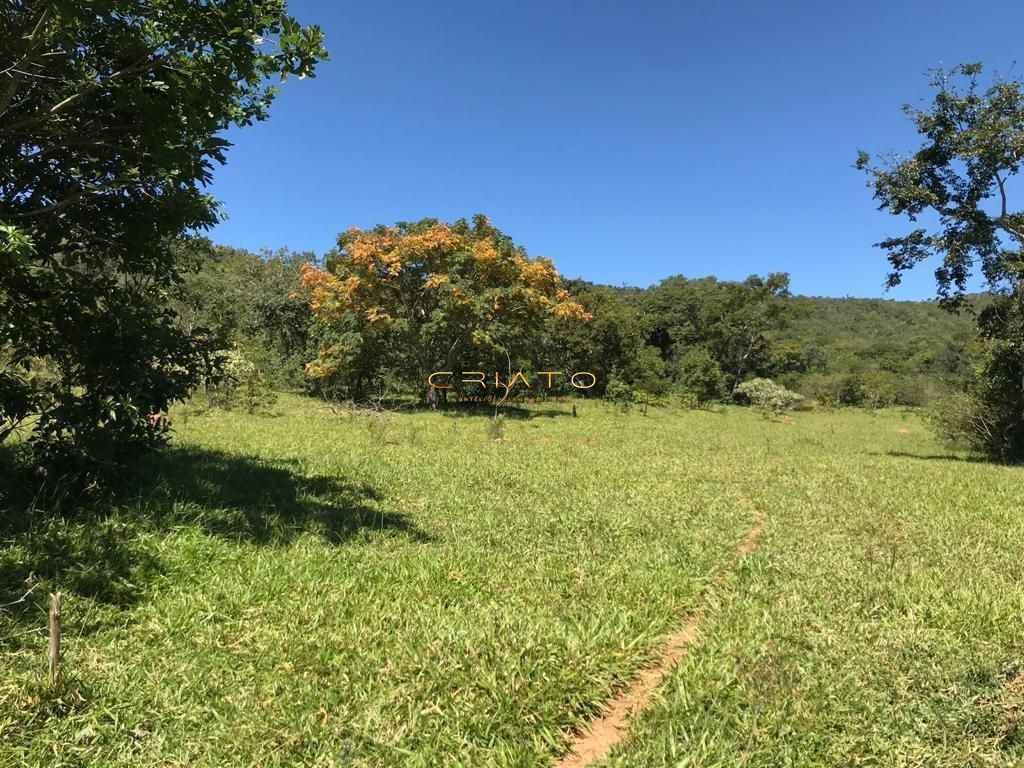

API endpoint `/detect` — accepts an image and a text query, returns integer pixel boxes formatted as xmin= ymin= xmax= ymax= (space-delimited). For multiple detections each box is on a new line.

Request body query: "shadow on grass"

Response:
xmin=133 ymin=446 xmax=427 ymax=545
xmin=439 ymin=403 xmax=577 ymax=419
xmin=0 ymin=446 xmax=427 ymax=646
xmin=880 ymin=450 xmax=997 ymax=465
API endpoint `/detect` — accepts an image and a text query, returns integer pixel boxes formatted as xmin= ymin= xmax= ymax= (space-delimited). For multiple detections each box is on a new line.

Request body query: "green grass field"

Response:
xmin=2 ymin=396 xmax=1022 ymax=767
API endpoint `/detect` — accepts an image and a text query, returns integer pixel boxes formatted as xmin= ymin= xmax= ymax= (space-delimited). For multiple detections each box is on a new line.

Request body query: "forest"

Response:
xmin=165 ymin=232 xmax=979 ymax=413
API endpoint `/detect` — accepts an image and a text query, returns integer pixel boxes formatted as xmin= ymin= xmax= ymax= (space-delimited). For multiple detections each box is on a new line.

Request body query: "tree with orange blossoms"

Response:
xmin=298 ymin=214 xmax=590 ymax=399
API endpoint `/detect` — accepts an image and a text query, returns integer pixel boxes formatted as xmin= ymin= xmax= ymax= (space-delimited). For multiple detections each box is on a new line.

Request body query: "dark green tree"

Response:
xmin=546 ymin=281 xmax=664 ymax=397
xmin=172 ymin=240 xmax=316 ymax=390
xmin=677 ymin=347 xmax=726 ymax=406
xmin=858 ymin=63 xmax=1024 ymax=460
xmin=643 ymin=273 xmax=792 ymax=391
xmin=0 ymin=1 xmax=326 ymax=482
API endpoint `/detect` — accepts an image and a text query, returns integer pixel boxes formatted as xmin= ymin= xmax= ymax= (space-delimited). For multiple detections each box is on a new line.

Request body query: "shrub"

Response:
xmin=603 ymin=378 xmax=635 ymax=412
xmin=734 ymin=377 xmax=804 ymax=415
xmin=677 ymin=348 xmax=726 ymax=406
xmin=631 ymin=389 xmax=668 ymax=415
xmin=924 ymin=390 xmax=998 ymax=453
xmin=970 ymin=295 xmax=1024 ymax=462
xmin=206 ymin=349 xmax=277 ymax=414
xmin=857 ymin=370 xmax=899 ymax=411
xmin=798 ymin=373 xmax=841 ymax=409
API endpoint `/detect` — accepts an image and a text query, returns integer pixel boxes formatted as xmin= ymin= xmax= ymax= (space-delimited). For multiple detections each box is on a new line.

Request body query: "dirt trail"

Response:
xmin=553 ymin=496 xmax=765 ymax=768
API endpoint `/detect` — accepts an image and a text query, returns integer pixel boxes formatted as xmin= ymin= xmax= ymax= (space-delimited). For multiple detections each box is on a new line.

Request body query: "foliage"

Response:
xmin=298 ymin=215 xmax=590 ymax=399
xmin=170 ymin=249 xmax=980 ymax=412
xmin=642 ymin=273 xmax=793 ymax=391
xmin=677 ymin=347 xmax=727 ymax=405
xmin=202 ymin=348 xmax=279 ymax=415
xmin=857 ymin=63 xmax=1024 ymax=303
xmin=924 ymin=390 xmax=997 ymax=452
xmin=171 ymin=240 xmax=316 ymax=390
xmin=858 ymin=63 xmax=1024 ymax=460
xmin=160 ymin=232 xmax=982 ymax=415
xmin=734 ymin=377 xmax=804 ymax=414
xmin=602 ymin=377 xmax=636 ymax=412
xmin=0 ymin=0 xmax=326 ymax=484
xmin=971 ymin=294 xmax=1024 ymax=460
xmin=546 ymin=281 xmax=664 ymax=397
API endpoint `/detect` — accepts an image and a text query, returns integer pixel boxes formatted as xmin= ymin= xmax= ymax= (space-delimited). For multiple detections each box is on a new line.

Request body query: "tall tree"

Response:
xmin=643 ymin=273 xmax=792 ymax=392
xmin=0 ymin=1 xmax=326 ymax=480
xmin=544 ymin=280 xmax=663 ymax=397
xmin=299 ymin=215 xmax=591 ymax=399
xmin=858 ymin=63 xmax=1024 ymax=460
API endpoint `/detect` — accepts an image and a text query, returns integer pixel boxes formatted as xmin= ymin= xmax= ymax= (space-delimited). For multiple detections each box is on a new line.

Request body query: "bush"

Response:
xmin=677 ymin=348 xmax=726 ymax=406
xmin=970 ymin=295 xmax=1024 ymax=462
xmin=924 ymin=294 xmax=1024 ymax=463
xmin=205 ymin=349 xmax=277 ymax=414
xmin=798 ymin=373 xmax=842 ymax=408
xmin=603 ymin=378 xmax=635 ymax=412
xmin=857 ymin=370 xmax=899 ymax=410
xmin=924 ymin=390 xmax=997 ymax=452
xmin=734 ymin=377 xmax=804 ymax=415
xmin=920 ymin=295 xmax=1024 ymax=463
xmin=631 ymin=389 xmax=668 ymax=415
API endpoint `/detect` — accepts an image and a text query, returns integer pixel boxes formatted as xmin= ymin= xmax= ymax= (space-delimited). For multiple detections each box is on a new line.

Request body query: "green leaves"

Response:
xmin=0 ymin=224 xmax=35 ymax=268
xmin=860 ymin=64 xmax=1024 ymax=461
xmin=0 ymin=0 xmax=327 ymax=485
xmin=859 ymin=63 xmax=1024 ymax=300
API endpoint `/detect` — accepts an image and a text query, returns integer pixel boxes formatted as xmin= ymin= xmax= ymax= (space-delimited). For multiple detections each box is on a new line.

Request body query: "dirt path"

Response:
xmin=553 ymin=496 xmax=765 ymax=768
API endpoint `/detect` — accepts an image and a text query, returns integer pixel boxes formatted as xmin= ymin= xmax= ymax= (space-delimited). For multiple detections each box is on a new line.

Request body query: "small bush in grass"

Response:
xmin=677 ymin=348 xmax=726 ymax=407
xmin=603 ymin=379 xmax=634 ymax=413
xmin=206 ymin=349 xmax=277 ymax=414
xmin=735 ymin=377 xmax=804 ymax=416
xmin=487 ymin=414 xmax=506 ymax=440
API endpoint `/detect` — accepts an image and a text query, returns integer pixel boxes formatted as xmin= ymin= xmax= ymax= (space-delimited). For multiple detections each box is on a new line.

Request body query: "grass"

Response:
xmin=1 ymin=395 xmax=1022 ymax=766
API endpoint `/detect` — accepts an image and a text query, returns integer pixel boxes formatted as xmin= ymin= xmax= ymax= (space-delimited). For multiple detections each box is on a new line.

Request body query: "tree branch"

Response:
xmin=47 ymin=54 xmax=164 ymax=116
xmin=2 ymin=190 xmax=85 ymax=219
xmin=0 ymin=8 xmax=52 ymax=118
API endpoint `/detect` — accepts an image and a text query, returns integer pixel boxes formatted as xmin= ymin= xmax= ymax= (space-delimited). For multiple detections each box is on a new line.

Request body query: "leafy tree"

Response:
xmin=677 ymin=347 xmax=726 ymax=406
xmin=0 ymin=1 xmax=326 ymax=481
xmin=858 ymin=63 xmax=1024 ymax=460
xmin=172 ymin=240 xmax=315 ymax=390
xmin=973 ymin=295 xmax=1024 ymax=459
xmin=545 ymin=280 xmax=663 ymax=397
xmin=299 ymin=215 xmax=591 ymax=399
xmin=643 ymin=273 xmax=793 ymax=391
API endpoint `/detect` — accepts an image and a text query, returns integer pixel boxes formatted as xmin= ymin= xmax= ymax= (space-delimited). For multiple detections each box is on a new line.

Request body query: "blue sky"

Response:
xmin=208 ymin=0 xmax=1024 ymax=298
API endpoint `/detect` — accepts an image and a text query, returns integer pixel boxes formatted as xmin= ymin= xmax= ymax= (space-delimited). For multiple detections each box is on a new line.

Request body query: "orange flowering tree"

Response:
xmin=299 ymin=215 xmax=590 ymax=398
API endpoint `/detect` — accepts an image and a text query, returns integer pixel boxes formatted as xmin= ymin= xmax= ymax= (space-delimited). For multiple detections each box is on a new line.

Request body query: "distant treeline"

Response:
xmin=177 ymin=235 xmax=977 ymax=409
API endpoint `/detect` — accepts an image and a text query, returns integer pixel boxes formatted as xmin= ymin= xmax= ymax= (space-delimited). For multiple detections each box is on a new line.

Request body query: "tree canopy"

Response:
xmin=298 ymin=215 xmax=591 ymax=399
xmin=859 ymin=63 xmax=1024 ymax=460
xmin=0 ymin=0 xmax=326 ymax=482
xmin=857 ymin=63 xmax=1024 ymax=304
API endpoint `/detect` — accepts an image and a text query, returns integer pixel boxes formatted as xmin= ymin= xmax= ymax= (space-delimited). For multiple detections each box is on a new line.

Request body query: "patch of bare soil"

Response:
xmin=553 ymin=495 xmax=765 ymax=767
xmin=999 ymin=668 xmax=1024 ymax=747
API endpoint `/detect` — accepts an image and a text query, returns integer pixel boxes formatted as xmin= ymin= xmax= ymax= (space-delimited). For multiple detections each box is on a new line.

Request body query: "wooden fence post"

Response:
xmin=48 ymin=591 xmax=61 ymax=687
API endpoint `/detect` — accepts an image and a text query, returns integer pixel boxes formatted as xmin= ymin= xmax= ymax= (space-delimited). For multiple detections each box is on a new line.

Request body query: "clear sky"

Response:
xmin=208 ymin=0 xmax=1024 ymax=299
